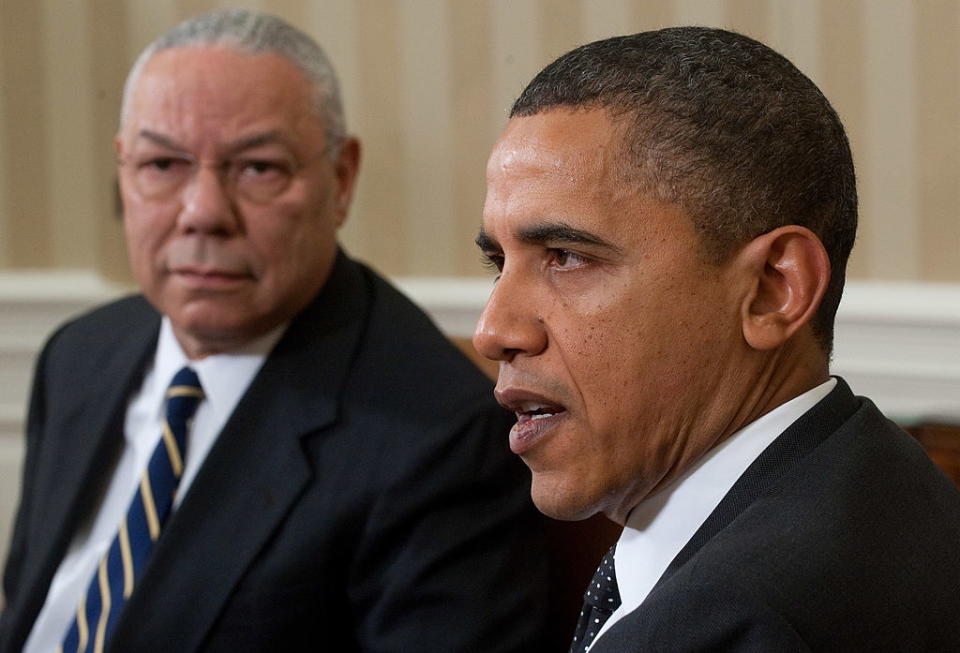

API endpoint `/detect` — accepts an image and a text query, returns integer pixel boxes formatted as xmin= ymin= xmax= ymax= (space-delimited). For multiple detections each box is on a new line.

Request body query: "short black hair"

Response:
xmin=512 ymin=27 xmax=857 ymax=355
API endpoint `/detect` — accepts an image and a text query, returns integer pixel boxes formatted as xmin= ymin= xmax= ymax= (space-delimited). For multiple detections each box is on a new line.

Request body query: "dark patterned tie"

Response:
xmin=570 ymin=545 xmax=622 ymax=652
xmin=61 ymin=367 xmax=204 ymax=653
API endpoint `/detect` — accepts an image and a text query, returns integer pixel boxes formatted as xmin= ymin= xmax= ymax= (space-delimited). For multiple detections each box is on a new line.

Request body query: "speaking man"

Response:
xmin=474 ymin=27 xmax=960 ymax=652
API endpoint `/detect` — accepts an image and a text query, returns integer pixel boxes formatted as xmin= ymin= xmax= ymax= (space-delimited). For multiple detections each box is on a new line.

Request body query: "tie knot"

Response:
xmin=167 ymin=366 xmax=203 ymax=396
xmin=166 ymin=367 xmax=204 ymax=427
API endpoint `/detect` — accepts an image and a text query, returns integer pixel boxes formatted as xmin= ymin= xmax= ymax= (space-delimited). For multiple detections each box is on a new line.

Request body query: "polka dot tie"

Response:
xmin=570 ymin=545 xmax=621 ymax=652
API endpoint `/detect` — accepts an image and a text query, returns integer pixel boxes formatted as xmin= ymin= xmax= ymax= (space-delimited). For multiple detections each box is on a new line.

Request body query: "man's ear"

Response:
xmin=735 ymin=225 xmax=831 ymax=351
xmin=332 ymin=137 xmax=361 ymax=228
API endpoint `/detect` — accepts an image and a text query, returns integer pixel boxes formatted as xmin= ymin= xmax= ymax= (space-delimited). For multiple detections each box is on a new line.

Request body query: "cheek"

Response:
xmin=246 ymin=213 xmax=335 ymax=287
xmin=566 ymin=284 xmax=649 ymax=370
xmin=122 ymin=192 xmax=173 ymax=244
xmin=562 ymin=295 xmax=682 ymax=428
xmin=123 ymin=214 xmax=162 ymax=272
xmin=557 ymin=307 xmax=643 ymax=418
xmin=252 ymin=217 xmax=322 ymax=264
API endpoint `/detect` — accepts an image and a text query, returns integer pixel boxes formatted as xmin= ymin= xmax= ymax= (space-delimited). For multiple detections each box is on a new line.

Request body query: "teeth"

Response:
xmin=514 ymin=401 xmax=561 ymax=419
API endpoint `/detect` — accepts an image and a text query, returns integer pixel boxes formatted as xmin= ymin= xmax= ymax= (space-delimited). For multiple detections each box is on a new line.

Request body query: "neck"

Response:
xmin=172 ymin=324 xmax=282 ymax=360
xmin=725 ymin=341 xmax=830 ymax=444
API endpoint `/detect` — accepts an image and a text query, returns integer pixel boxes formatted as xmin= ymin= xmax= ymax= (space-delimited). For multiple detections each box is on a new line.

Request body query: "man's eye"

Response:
xmin=233 ymin=158 xmax=296 ymax=201
xmin=141 ymin=157 xmax=183 ymax=172
xmin=551 ymin=249 xmax=586 ymax=269
xmin=239 ymin=160 xmax=288 ymax=178
xmin=481 ymin=253 xmax=504 ymax=273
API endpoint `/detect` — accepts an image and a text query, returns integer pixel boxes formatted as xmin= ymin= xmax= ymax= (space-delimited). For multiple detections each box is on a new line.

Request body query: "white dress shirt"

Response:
xmin=25 ymin=318 xmax=284 ymax=653
xmin=588 ymin=378 xmax=837 ymax=649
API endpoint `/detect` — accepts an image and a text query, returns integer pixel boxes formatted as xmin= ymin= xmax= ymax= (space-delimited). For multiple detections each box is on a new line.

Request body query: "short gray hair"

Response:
xmin=120 ymin=8 xmax=346 ymax=156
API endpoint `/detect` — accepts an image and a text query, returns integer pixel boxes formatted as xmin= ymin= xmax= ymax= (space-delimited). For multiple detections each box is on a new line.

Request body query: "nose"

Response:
xmin=473 ymin=272 xmax=547 ymax=362
xmin=177 ymin=165 xmax=240 ymax=235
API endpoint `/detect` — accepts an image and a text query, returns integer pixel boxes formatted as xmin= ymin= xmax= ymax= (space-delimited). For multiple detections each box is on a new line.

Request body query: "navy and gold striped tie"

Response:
xmin=61 ymin=367 xmax=204 ymax=653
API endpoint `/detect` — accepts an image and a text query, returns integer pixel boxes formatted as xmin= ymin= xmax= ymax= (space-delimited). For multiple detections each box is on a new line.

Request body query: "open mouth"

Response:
xmin=515 ymin=402 xmax=566 ymax=422
xmin=495 ymin=391 xmax=569 ymax=455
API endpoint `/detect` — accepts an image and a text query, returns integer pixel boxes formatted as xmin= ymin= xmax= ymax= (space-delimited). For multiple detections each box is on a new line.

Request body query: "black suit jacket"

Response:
xmin=1 ymin=252 xmax=551 ymax=652
xmin=593 ymin=379 xmax=960 ymax=652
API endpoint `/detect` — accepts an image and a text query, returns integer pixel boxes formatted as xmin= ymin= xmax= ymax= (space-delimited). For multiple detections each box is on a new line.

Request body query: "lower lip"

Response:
xmin=509 ymin=411 xmax=567 ymax=455
xmin=174 ymin=271 xmax=248 ymax=290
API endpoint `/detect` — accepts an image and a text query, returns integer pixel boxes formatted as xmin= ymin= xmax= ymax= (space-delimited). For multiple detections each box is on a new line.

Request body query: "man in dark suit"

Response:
xmin=1 ymin=9 xmax=550 ymax=653
xmin=473 ymin=27 xmax=960 ymax=652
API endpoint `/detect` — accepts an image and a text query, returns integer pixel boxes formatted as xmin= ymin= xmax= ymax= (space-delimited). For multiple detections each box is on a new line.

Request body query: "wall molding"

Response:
xmin=0 ymin=271 xmax=130 ymax=437
xmin=0 ymin=271 xmax=957 ymax=446
xmin=394 ymin=277 xmax=960 ymax=423
xmin=827 ymin=281 xmax=960 ymax=422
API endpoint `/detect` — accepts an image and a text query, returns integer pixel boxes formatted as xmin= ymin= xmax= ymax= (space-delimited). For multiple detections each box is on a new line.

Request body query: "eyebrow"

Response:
xmin=137 ymin=130 xmax=184 ymax=150
xmin=475 ymin=229 xmax=499 ymax=252
xmin=476 ymin=221 xmax=623 ymax=256
xmin=137 ymin=129 xmax=288 ymax=154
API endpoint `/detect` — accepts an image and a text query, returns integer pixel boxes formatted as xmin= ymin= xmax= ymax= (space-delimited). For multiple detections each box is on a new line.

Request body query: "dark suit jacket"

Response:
xmin=593 ymin=379 xmax=960 ymax=652
xmin=1 ymin=252 xmax=551 ymax=652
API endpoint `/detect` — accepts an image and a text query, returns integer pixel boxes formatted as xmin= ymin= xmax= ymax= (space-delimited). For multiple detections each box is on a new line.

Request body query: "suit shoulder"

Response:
xmin=40 ymin=294 xmax=157 ymax=370
xmin=647 ymin=399 xmax=960 ymax=649
xmin=725 ymin=399 xmax=960 ymax=573
xmin=355 ymin=264 xmax=496 ymax=404
xmin=48 ymin=294 xmax=154 ymax=339
xmin=823 ymin=398 xmax=960 ymax=515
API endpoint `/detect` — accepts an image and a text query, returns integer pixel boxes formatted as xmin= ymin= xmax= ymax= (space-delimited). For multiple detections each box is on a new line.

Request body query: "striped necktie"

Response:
xmin=61 ymin=367 xmax=204 ymax=653
xmin=570 ymin=545 xmax=621 ymax=652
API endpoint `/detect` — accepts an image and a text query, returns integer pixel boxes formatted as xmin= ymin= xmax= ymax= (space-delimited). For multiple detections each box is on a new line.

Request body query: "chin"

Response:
xmin=529 ymin=474 xmax=605 ymax=522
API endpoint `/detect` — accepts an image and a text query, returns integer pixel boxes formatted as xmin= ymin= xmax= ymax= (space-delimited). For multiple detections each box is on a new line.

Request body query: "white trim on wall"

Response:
xmin=393 ymin=277 xmax=960 ymax=423
xmin=829 ymin=281 xmax=960 ymax=421
xmin=0 ymin=270 xmax=130 ymax=441
xmin=0 ymin=436 xmax=23 ymax=568
xmin=0 ymin=271 xmax=958 ymax=445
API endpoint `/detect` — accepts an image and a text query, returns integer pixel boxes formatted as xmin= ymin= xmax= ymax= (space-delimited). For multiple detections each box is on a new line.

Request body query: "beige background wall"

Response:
xmin=0 ymin=0 xmax=959 ymax=585
xmin=0 ymin=0 xmax=957 ymax=282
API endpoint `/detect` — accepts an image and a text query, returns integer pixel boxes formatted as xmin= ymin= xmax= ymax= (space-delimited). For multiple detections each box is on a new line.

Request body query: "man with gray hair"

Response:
xmin=475 ymin=27 xmax=960 ymax=651
xmin=1 ymin=9 xmax=550 ymax=652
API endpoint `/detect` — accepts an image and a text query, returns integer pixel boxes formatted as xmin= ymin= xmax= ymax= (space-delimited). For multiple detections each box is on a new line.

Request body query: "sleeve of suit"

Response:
xmin=347 ymin=403 xmax=551 ymax=653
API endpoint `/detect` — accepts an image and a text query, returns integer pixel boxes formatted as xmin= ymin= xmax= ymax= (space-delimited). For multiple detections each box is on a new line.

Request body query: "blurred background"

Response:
xmin=0 ymin=0 xmax=958 ymax=570
xmin=0 ymin=0 xmax=957 ymax=281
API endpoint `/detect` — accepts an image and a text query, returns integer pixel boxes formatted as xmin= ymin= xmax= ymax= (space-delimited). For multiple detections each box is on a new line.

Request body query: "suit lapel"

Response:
xmin=651 ymin=378 xmax=860 ymax=592
xmin=108 ymin=253 xmax=371 ymax=653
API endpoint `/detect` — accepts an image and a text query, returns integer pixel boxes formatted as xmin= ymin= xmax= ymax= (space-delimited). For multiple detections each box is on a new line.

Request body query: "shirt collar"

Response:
xmin=154 ymin=318 xmax=287 ymax=425
xmin=614 ymin=378 xmax=837 ymax=615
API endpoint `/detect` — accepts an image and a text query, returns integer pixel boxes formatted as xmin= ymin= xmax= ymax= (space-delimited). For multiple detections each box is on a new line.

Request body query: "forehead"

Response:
xmin=486 ymin=109 xmax=623 ymax=190
xmin=123 ymin=46 xmax=322 ymax=146
xmin=481 ymin=108 xmax=713 ymax=267
xmin=483 ymin=109 xmax=657 ymax=242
